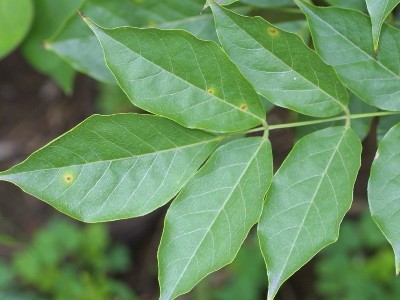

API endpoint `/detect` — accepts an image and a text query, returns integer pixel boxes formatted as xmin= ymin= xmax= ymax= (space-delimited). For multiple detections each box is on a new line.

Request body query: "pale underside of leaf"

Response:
xmin=158 ymin=137 xmax=273 ymax=299
xmin=257 ymin=126 xmax=361 ymax=300
xmin=84 ymin=18 xmax=265 ymax=133
xmin=47 ymin=0 xmax=223 ymax=83
xmin=368 ymin=122 xmax=400 ymax=274
xmin=296 ymin=1 xmax=400 ymax=111
xmin=365 ymin=0 xmax=400 ymax=51
xmin=210 ymin=2 xmax=348 ymax=118
xmin=0 ymin=114 xmax=220 ymax=222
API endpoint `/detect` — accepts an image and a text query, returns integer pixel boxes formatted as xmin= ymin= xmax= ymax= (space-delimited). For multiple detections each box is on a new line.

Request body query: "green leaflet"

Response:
xmin=258 ymin=127 xmax=361 ymax=300
xmin=47 ymin=0 xmax=221 ymax=84
xmin=377 ymin=114 xmax=400 ymax=143
xmin=158 ymin=137 xmax=273 ymax=300
xmin=0 ymin=114 xmax=219 ymax=222
xmin=0 ymin=0 xmax=33 ymax=59
xmin=368 ymin=122 xmax=400 ymax=274
xmin=84 ymin=18 xmax=265 ymax=133
xmin=325 ymin=0 xmax=366 ymax=11
xmin=296 ymin=1 xmax=400 ymax=111
xmin=21 ymin=0 xmax=81 ymax=94
xmin=240 ymin=0 xmax=293 ymax=7
xmin=366 ymin=0 xmax=400 ymax=51
xmin=210 ymin=2 xmax=348 ymax=117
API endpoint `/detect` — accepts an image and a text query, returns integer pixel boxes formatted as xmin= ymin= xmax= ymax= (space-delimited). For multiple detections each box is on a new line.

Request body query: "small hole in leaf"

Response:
xmin=267 ymin=27 xmax=279 ymax=37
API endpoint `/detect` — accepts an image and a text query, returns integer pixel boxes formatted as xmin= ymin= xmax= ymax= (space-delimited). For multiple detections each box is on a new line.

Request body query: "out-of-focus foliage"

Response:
xmin=0 ymin=218 xmax=136 ymax=300
xmin=316 ymin=212 xmax=400 ymax=300
xmin=193 ymin=235 xmax=267 ymax=300
xmin=21 ymin=0 xmax=81 ymax=94
xmin=0 ymin=0 xmax=33 ymax=59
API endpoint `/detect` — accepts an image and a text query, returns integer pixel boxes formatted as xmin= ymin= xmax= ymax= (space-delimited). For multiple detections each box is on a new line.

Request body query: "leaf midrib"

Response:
xmin=268 ymin=128 xmax=347 ymax=296
xmin=163 ymin=138 xmax=266 ymax=299
xmin=213 ymin=4 xmax=347 ymax=110
xmin=0 ymin=137 xmax=220 ymax=178
xmin=90 ymin=21 xmax=264 ymax=123
xmin=302 ymin=3 xmax=400 ymax=79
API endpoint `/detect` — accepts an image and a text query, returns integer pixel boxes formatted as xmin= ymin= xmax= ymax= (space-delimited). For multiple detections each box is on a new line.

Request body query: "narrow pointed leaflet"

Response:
xmin=158 ymin=137 xmax=273 ymax=300
xmin=209 ymin=1 xmax=348 ymax=118
xmin=47 ymin=0 xmax=222 ymax=83
xmin=365 ymin=0 xmax=400 ymax=52
xmin=0 ymin=114 xmax=220 ymax=222
xmin=258 ymin=127 xmax=361 ymax=300
xmin=368 ymin=122 xmax=400 ymax=274
xmin=296 ymin=1 xmax=400 ymax=111
xmin=83 ymin=17 xmax=265 ymax=133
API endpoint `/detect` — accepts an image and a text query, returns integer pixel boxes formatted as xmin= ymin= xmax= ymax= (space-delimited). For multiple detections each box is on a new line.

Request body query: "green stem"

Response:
xmin=241 ymin=111 xmax=400 ymax=135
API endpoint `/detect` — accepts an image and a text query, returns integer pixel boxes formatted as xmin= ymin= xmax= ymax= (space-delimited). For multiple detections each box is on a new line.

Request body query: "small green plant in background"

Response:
xmin=316 ymin=212 xmax=400 ymax=300
xmin=0 ymin=218 xmax=136 ymax=300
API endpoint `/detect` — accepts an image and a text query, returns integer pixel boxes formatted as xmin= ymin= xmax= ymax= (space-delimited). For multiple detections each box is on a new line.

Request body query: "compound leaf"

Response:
xmin=0 ymin=114 xmax=220 ymax=222
xmin=158 ymin=137 xmax=273 ymax=300
xmin=296 ymin=1 xmax=400 ymax=111
xmin=368 ymin=122 xmax=400 ymax=273
xmin=258 ymin=127 xmax=361 ymax=300
xmin=84 ymin=18 xmax=265 ymax=133
xmin=365 ymin=0 xmax=400 ymax=52
xmin=210 ymin=2 xmax=348 ymax=117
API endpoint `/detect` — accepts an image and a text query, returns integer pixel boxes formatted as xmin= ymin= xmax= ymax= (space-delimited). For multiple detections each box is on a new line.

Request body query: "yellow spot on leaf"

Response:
xmin=267 ymin=27 xmax=280 ymax=37
xmin=207 ymin=87 xmax=216 ymax=95
xmin=63 ymin=173 xmax=74 ymax=184
xmin=240 ymin=103 xmax=248 ymax=111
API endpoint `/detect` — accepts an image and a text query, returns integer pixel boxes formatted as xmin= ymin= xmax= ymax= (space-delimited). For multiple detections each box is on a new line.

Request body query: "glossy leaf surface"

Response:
xmin=368 ymin=122 xmax=400 ymax=273
xmin=21 ymin=0 xmax=80 ymax=93
xmin=0 ymin=114 xmax=219 ymax=222
xmin=297 ymin=1 xmax=400 ymax=111
xmin=0 ymin=0 xmax=33 ymax=58
xmin=158 ymin=137 xmax=273 ymax=299
xmin=85 ymin=18 xmax=265 ymax=133
xmin=258 ymin=127 xmax=361 ymax=300
xmin=210 ymin=2 xmax=348 ymax=117
xmin=47 ymin=0 xmax=222 ymax=83
xmin=366 ymin=0 xmax=400 ymax=51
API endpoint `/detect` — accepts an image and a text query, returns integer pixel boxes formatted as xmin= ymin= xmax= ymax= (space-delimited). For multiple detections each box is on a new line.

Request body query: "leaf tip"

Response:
xmin=200 ymin=3 xmax=208 ymax=14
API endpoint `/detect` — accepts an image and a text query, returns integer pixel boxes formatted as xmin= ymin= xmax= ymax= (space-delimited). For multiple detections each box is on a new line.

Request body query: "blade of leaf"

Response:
xmin=240 ymin=0 xmax=294 ymax=7
xmin=158 ymin=137 xmax=273 ymax=300
xmin=296 ymin=1 xmax=400 ymax=111
xmin=21 ymin=0 xmax=80 ymax=94
xmin=325 ymin=0 xmax=367 ymax=11
xmin=83 ymin=17 xmax=265 ymax=133
xmin=0 ymin=0 xmax=33 ymax=59
xmin=368 ymin=122 xmax=400 ymax=274
xmin=366 ymin=0 xmax=400 ymax=52
xmin=0 ymin=114 xmax=220 ymax=222
xmin=46 ymin=0 xmax=227 ymax=83
xmin=257 ymin=126 xmax=361 ymax=300
xmin=377 ymin=114 xmax=400 ymax=143
xmin=209 ymin=2 xmax=348 ymax=117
